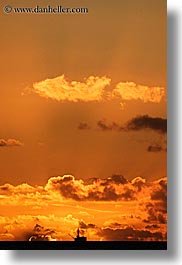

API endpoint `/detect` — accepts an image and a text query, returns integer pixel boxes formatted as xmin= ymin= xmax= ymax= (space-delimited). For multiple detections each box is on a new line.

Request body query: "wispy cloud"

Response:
xmin=78 ymin=122 xmax=91 ymax=130
xmin=147 ymin=144 xmax=166 ymax=153
xmin=97 ymin=120 xmax=121 ymax=131
xmin=0 ymin=139 xmax=23 ymax=147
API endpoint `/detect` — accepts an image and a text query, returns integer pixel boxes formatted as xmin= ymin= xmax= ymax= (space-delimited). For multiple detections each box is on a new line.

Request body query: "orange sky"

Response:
xmin=0 ymin=0 xmax=166 ymax=241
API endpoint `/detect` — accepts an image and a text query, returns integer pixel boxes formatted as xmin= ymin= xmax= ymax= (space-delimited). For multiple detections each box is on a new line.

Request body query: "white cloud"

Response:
xmin=113 ymin=82 xmax=165 ymax=103
xmin=32 ymin=75 xmax=111 ymax=102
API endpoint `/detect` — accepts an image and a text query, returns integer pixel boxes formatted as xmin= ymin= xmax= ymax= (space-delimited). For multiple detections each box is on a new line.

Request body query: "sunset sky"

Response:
xmin=0 ymin=0 xmax=166 ymax=241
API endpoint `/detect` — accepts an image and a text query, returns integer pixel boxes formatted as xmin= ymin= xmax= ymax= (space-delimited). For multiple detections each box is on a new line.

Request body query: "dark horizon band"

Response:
xmin=0 ymin=241 xmax=167 ymax=250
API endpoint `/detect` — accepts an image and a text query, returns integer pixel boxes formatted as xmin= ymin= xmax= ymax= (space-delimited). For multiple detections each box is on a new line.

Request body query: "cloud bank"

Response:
xmin=0 ymin=174 xmax=167 ymax=241
xmin=0 ymin=174 xmax=167 ymax=204
xmin=45 ymin=174 xmax=137 ymax=201
xmin=98 ymin=226 xmax=163 ymax=241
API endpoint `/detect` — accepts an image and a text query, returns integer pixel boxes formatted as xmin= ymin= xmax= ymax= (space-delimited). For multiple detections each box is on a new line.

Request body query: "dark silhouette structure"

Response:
xmin=74 ymin=228 xmax=87 ymax=242
xmin=69 ymin=228 xmax=87 ymax=242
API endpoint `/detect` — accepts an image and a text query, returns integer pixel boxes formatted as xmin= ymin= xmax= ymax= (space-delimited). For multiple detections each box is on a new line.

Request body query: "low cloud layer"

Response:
xmin=45 ymin=175 xmax=167 ymax=204
xmin=98 ymin=226 xmax=163 ymax=241
xmin=0 ymin=174 xmax=167 ymax=204
xmin=0 ymin=174 xmax=167 ymax=241
xmin=0 ymin=213 xmax=166 ymax=241
xmin=112 ymin=82 xmax=165 ymax=103
xmin=0 ymin=139 xmax=23 ymax=147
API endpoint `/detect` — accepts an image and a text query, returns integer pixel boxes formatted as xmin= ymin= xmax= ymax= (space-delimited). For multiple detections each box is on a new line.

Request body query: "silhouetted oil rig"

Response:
xmin=69 ymin=228 xmax=87 ymax=242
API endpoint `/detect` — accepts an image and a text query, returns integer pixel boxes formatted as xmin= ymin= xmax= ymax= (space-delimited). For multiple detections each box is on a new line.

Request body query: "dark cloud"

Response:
xmin=151 ymin=189 xmax=167 ymax=202
xmin=98 ymin=226 xmax=163 ymax=241
xmin=79 ymin=221 xmax=97 ymax=229
xmin=34 ymin=224 xmax=44 ymax=233
xmin=111 ymin=175 xmax=127 ymax=183
xmin=126 ymin=115 xmax=167 ymax=134
xmin=46 ymin=175 xmax=85 ymax=201
xmin=147 ymin=142 xmax=167 ymax=152
xmin=99 ymin=175 xmax=128 ymax=186
xmin=143 ymin=201 xmax=166 ymax=225
xmin=0 ymin=184 xmax=12 ymax=194
xmin=145 ymin=224 xmax=160 ymax=230
xmin=46 ymin=175 xmax=136 ymax=201
xmin=88 ymin=186 xmax=119 ymax=201
xmin=140 ymin=178 xmax=167 ymax=225
xmin=0 ymin=139 xmax=23 ymax=147
xmin=28 ymin=224 xmax=56 ymax=241
xmin=97 ymin=120 xmax=121 ymax=131
xmin=131 ymin=177 xmax=146 ymax=192
xmin=151 ymin=178 xmax=167 ymax=203
xmin=78 ymin=122 xmax=90 ymax=130
xmin=120 ymin=188 xmax=135 ymax=201
xmin=147 ymin=145 xmax=163 ymax=152
xmin=105 ymin=222 xmax=123 ymax=229
xmin=45 ymin=175 xmax=168 ymax=203
xmin=96 ymin=115 xmax=167 ymax=135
